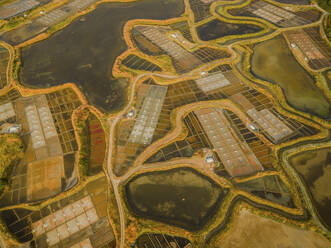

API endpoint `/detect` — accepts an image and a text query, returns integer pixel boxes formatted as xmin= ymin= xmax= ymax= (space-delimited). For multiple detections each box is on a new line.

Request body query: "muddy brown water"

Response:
xmin=21 ymin=0 xmax=184 ymax=112
xmin=290 ymin=148 xmax=331 ymax=229
xmin=125 ymin=167 xmax=225 ymax=231
xmin=251 ymin=35 xmax=331 ymax=119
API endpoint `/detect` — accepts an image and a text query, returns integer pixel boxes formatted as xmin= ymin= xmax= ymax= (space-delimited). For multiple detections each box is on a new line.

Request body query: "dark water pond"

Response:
xmin=21 ymin=0 xmax=184 ymax=112
xmin=273 ymin=0 xmax=310 ymax=4
xmin=197 ymin=19 xmax=263 ymax=41
xmin=125 ymin=167 xmax=225 ymax=231
xmin=136 ymin=233 xmax=191 ymax=248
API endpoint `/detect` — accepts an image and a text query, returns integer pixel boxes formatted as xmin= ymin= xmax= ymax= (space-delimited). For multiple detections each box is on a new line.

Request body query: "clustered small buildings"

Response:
xmin=244 ymin=0 xmax=310 ymax=27
xmin=284 ymin=28 xmax=331 ymax=70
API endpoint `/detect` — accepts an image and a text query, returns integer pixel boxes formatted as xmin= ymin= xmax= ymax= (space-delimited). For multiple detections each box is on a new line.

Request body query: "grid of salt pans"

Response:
xmin=0 ymin=102 xmax=15 ymax=122
xmin=0 ymin=0 xmax=39 ymax=19
xmin=136 ymin=26 xmax=200 ymax=65
xmin=285 ymin=30 xmax=324 ymax=60
xmin=195 ymin=72 xmax=231 ymax=93
xmin=67 ymin=0 xmax=97 ymax=11
xmin=25 ymin=97 xmax=57 ymax=149
xmin=32 ymin=196 xmax=98 ymax=246
xmin=197 ymin=110 xmax=250 ymax=173
xmin=247 ymin=108 xmax=292 ymax=142
xmin=71 ymin=238 xmax=93 ymax=248
xmin=247 ymin=1 xmax=308 ymax=27
xmin=37 ymin=9 xmax=67 ymax=26
xmin=25 ymin=104 xmax=46 ymax=149
xmin=129 ymin=85 xmax=168 ymax=145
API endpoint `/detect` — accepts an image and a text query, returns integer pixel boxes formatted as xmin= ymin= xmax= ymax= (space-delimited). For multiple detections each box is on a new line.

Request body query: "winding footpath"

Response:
xmin=0 ymin=0 xmax=329 ymax=247
xmin=105 ymin=56 xmax=237 ymax=247
xmin=99 ymin=1 xmax=331 ymax=247
xmin=281 ymin=141 xmax=331 ymax=236
xmin=106 ymin=72 xmax=179 ymax=248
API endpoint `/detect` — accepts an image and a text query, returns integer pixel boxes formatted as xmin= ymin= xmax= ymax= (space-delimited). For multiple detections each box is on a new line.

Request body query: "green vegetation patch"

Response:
xmin=251 ymin=35 xmax=331 ymax=119
xmin=324 ymin=14 xmax=331 ymax=41
xmin=76 ymin=109 xmax=105 ymax=177
xmin=0 ymin=134 xmax=24 ymax=194
xmin=317 ymin=0 xmax=331 ymax=12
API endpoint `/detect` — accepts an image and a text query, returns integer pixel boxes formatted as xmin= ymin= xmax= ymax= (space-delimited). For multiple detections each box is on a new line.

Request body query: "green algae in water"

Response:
xmin=251 ymin=35 xmax=331 ymax=119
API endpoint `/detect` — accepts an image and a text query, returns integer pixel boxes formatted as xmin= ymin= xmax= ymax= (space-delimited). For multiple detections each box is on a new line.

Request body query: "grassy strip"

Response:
xmin=323 ymin=14 xmax=331 ymax=41
xmin=0 ymin=134 xmax=24 ymax=196
xmin=316 ymin=0 xmax=331 ymax=12
xmin=75 ymin=109 xmax=91 ymax=178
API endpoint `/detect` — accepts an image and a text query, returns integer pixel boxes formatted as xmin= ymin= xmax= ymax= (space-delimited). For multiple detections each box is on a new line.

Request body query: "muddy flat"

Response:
xmin=218 ymin=209 xmax=330 ymax=248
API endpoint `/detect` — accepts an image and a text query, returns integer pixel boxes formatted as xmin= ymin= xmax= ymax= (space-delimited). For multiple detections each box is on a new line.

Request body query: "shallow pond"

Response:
xmin=125 ymin=167 xmax=225 ymax=230
xmin=251 ymin=35 xmax=331 ymax=119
